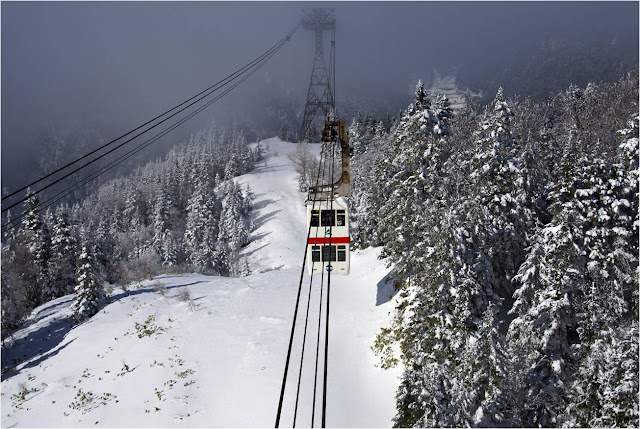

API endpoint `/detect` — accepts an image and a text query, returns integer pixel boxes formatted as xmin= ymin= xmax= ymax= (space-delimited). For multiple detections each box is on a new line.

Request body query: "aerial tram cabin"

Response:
xmin=306 ymin=198 xmax=350 ymax=275
xmin=306 ymin=118 xmax=352 ymax=276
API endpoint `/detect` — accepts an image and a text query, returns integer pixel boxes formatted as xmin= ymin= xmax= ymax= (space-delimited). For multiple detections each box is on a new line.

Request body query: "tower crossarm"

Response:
xmin=301 ymin=8 xmax=335 ymax=31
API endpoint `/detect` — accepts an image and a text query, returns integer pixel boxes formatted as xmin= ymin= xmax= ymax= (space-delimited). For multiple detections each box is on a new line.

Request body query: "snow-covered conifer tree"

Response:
xmin=72 ymin=237 xmax=105 ymax=322
xmin=18 ymin=193 xmax=51 ymax=307
xmin=153 ymin=187 xmax=170 ymax=255
xmin=1 ymin=265 xmax=21 ymax=337
xmin=375 ymin=79 xmax=447 ymax=276
xmin=224 ymin=154 xmax=240 ymax=180
xmin=562 ymin=115 xmax=640 ymax=427
xmin=219 ymin=181 xmax=250 ymax=252
xmin=465 ymin=87 xmax=533 ymax=299
xmin=349 ymin=119 xmax=389 ymax=248
xmin=433 ymin=94 xmax=454 ymax=136
xmin=95 ymin=214 xmax=117 ymax=283
xmin=160 ymin=230 xmax=180 ymax=267
xmin=508 ymin=187 xmax=584 ymax=425
xmin=279 ymin=121 xmax=289 ymax=141
xmin=36 ymin=210 xmax=54 ymax=301
xmin=451 ymin=303 xmax=508 ymax=426
xmin=50 ymin=206 xmax=77 ymax=296
xmin=349 ymin=113 xmax=371 ymax=156
xmin=183 ymin=180 xmax=222 ymax=272
xmin=507 ymin=109 xmax=639 ymax=425
xmin=390 ymin=211 xmax=505 ymax=427
xmin=123 ymin=186 xmax=142 ymax=233
xmin=241 ymin=184 xmax=254 ymax=218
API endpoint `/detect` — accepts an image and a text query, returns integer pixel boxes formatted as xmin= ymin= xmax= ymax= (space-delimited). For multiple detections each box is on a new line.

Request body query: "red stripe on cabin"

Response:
xmin=307 ymin=237 xmax=350 ymax=245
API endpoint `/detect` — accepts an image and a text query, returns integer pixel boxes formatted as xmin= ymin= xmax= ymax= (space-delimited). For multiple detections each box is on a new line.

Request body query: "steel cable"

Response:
xmin=2 ymin=23 xmax=299 ymax=214
xmin=310 ymin=145 xmax=334 ymax=427
xmin=321 ymin=136 xmax=337 ymax=427
xmin=275 ymin=139 xmax=329 ymax=427
xmin=2 ymin=30 xmax=292 ymax=232
xmin=292 ymin=144 xmax=328 ymax=427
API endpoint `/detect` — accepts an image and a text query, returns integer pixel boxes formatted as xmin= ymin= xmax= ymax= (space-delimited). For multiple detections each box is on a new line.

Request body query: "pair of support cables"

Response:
xmin=276 ymin=138 xmax=337 ymax=428
xmin=2 ymin=24 xmax=299 ymax=232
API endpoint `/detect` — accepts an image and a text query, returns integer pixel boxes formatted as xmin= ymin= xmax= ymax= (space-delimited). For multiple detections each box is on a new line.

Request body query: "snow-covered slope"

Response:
xmin=429 ymin=69 xmax=483 ymax=113
xmin=1 ymin=137 xmax=402 ymax=427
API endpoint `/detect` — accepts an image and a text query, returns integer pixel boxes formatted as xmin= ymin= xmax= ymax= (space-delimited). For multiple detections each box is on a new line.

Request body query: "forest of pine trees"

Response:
xmin=2 ymin=127 xmax=258 ymax=334
xmin=351 ymin=73 xmax=638 ymax=427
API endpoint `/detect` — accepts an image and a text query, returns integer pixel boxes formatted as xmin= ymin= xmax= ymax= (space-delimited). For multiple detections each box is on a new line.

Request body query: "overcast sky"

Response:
xmin=2 ymin=1 xmax=638 ymax=191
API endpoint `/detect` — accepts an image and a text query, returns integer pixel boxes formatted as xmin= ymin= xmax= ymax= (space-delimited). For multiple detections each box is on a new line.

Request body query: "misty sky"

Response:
xmin=2 ymin=1 xmax=638 ymax=191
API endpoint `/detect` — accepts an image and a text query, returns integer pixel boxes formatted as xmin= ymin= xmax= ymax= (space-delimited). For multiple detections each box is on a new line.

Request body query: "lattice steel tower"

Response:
xmin=299 ymin=8 xmax=335 ymax=142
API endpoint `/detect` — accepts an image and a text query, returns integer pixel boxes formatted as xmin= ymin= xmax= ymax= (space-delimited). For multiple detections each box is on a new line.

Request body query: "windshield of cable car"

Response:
xmin=311 ymin=209 xmax=346 ymax=227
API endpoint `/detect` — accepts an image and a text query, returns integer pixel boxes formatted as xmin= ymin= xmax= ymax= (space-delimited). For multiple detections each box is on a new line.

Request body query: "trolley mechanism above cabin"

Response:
xmin=306 ymin=118 xmax=353 ymax=276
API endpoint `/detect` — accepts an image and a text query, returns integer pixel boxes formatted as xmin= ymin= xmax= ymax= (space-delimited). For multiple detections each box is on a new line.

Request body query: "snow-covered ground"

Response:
xmin=1 ymin=137 xmax=402 ymax=427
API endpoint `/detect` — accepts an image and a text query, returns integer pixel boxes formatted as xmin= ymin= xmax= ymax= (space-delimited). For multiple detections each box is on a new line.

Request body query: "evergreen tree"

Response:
xmin=508 ymin=181 xmax=585 ymax=425
xmin=219 ymin=181 xmax=250 ymax=252
xmin=452 ymin=303 xmax=508 ymax=426
xmin=1 ymin=263 xmax=21 ymax=338
xmin=50 ymin=206 xmax=78 ymax=296
xmin=123 ymin=186 xmax=142 ymax=232
xmin=36 ymin=209 xmax=53 ymax=301
xmin=466 ymin=87 xmax=532 ymax=299
xmin=95 ymin=215 xmax=117 ymax=283
xmin=160 ymin=229 xmax=180 ymax=267
xmin=278 ymin=121 xmax=288 ymax=141
xmin=241 ymin=184 xmax=254 ymax=218
xmin=183 ymin=187 xmax=207 ymax=269
xmin=615 ymin=113 xmax=639 ymax=314
xmin=153 ymin=186 xmax=170 ymax=255
xmin=376 ymin=79 xmax=448 ymax=277
xmin=349 ymin=119 xmax=389 ymax=247
xmin=562 ymin=115 xmax=640 ymax=427
xmin=433 ymin=94 xmax=454 ymax=136
xmin=224 ymin=154 xmax=240 ymax=180
xmin=3 ymin=211 xmax=17 ymax=257
xmin=183 ymin=182 xmax=222 ymax=272
xmin=18 ymin=193 xmax=50 ymax=308
xmin=567 ymin=321 xmax=639 ymax=427
xmin=391 ymin=212 xmax=504 ymax=427
xmin=72 ymin=237 xmax=105 ymax=322
xmin=348 ymin=113 xmax=370 ymax=156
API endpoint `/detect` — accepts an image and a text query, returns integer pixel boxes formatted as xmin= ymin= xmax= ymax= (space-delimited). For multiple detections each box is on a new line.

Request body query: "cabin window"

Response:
xmin=311 ymin=210 xmax=320 ymax=227
xmin=321 ymin=245 xmax=337 ymax=262
xmin=337 ymin=245 xmax=346 ymax=262
xmin=336 ymin=210 xmax=346 ymax=226
xmin=320 ymin=210 xmax=335 ymax=227
xmin=311 ymin=245 xmax=321 ymax=262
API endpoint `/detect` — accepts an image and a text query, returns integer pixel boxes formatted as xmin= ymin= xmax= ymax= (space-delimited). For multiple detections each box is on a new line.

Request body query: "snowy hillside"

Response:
xmin=428 ymin=69 xmax=483 ymax=113
xmin=1 ymin=137 xmax=402 ymax=428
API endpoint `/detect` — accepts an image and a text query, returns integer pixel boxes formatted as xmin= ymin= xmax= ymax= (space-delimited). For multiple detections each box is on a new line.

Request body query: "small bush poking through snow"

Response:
xmin=134 ymin=314 xmax=165 ymax=338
